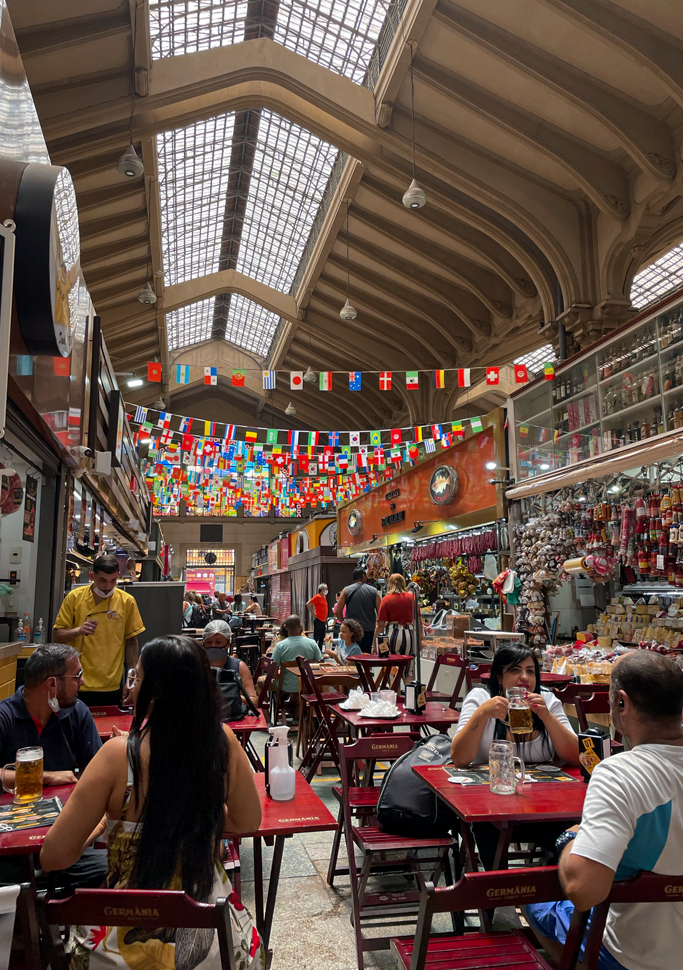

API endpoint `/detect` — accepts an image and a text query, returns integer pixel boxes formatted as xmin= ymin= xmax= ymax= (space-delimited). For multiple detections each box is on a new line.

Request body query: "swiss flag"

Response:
xmin=486 ymin=367 xmax=499 ymax=385
xmin=514 ymin=364 xmax=529 ymax=383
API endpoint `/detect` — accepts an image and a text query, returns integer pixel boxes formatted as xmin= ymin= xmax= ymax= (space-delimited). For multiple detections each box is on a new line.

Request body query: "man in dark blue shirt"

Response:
xmin=0 ymin=644 xmax=105 ymax=888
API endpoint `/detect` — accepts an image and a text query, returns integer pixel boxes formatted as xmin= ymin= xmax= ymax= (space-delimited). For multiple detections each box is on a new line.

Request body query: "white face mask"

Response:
xmin=93 ymin=585 xmax=115 ymax=599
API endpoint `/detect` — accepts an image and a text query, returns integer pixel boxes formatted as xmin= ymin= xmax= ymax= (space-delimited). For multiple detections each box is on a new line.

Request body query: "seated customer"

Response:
xmin=243 ymin=596 xmax=260 ymax=616
xmin=451 ymin=644 xmax=578 ymax=869
xmin=0 ymin=643 xmax=105 ymax=889
xmin=325 ymin=618 xmax=364 ymax=664
xmin=268 ymin=615 xmax=322 ymax=694
xmin=203 ymin=620 xmax=258 ymax=711
xmin=526 ymin=651 xmax=683 ymax=970
xmin=40 ymin=635 xmax=263 ymax=970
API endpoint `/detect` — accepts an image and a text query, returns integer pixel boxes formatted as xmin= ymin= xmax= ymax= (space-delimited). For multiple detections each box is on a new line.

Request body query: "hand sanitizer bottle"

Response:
xmin=34 ymin=619 xmax=45 ymax=646
xmin=266 ymin=726 xmax=296 ymax=801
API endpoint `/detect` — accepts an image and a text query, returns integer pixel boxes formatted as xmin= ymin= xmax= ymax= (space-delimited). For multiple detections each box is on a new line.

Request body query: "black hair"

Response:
xmin=352 ymin=567 xmax=366 ymax=582
xmin=487 ymin=644 xmax=551 ymax=755
xmin=284 ymin=614 xmax=302 ymax=636
xmin=612 ymin=651 xmax=683 ymax=721
xmin=234 ymin=594 xmax=243 ymax=606
xmin=92 ymin=554 xmax=120 ymax=575
xmin=250 ymin=595 xmax=258 ymax=603
xmin=340 ymin=617 xmax=364 ymax=644
xmin=127 ymin=636 xmax=229 ymax=901
xmin=24 ymin=643 xmax=78 ymax=689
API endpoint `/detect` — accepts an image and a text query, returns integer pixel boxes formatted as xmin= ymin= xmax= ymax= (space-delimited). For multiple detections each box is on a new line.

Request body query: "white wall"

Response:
xmin=0 ymin=456 xmax=42 ymax=638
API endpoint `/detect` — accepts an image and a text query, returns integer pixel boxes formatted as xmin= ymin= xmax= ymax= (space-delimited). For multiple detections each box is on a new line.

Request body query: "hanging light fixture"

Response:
xmin=117 ymin=144 xmax=144 ymax=178
xmin=285 ymin=401 xmax=296 ymax=416
xmin=402 ymin=43 xmax=426 ymax=210
xmin=303 ymin=365 xmax=317 ymax=384
xmin=339 ymin=200 xmax=358 ymax=320
xmin=137 ymin=281 xmax=157 ymax=304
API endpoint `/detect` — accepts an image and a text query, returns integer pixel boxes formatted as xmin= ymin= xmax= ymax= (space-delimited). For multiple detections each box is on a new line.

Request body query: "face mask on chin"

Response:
xmin=205 ymin=647 xmax=227 ymax=662
xmin=93 ymin=585 xmax=115 ymax=599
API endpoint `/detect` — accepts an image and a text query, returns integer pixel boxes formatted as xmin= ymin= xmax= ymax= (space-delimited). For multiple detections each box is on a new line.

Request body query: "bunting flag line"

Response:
xmin=176 ymin=365 xmax=190 ymax=385
xmin=515 ymin=364 xmax=529 ymax=383
xmin=379 ymin=371 xmax=392 ymax=391
xmin=148 ymin=362 xmax=162 ymax=382
xmin=262 ymin=370 xmax=276 ymax=390
xmin=406 ymin=371 xmax=419 ymax=389
xmin=290 ymin=372 xmax=303 ymax=390
xmin=486 ymin=367 xmax=499 ymax=385
xmin=433 ymin=370 xmax=445 ymax=389
xmin=544 ymin=362 xmax=555 ymax=381
xmin=204 ymin=367 xmax=217 ymax=385
xmin=319 ymin=371 xmax=332 ymax=391
xmin=457 ymin=368 xmax=471 ymax=388
xmin=349 ymin=372 xmax=362 ymax=391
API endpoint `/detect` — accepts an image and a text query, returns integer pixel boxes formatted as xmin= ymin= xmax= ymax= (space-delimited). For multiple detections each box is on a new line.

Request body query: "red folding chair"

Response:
xmin=88 ymin=705 xmax=131 ymax=716
xmin=340 ymin=737 xmax=456 ymax=969
xmin=222 ymin=839 xmax=241 ymax=895
xmin=574 ymin=694 xmax=622 ymax=744
xmin=551 ymin=682 xmax=609 ymax=704
xmin=326 ymin=732 xmax=421 ymax=887
xmin=296 ymin=657 xmax=346 ymax=781
xmin=466 ymin=661 xmax=492 ymax=686
xmin=352 ymin=654 xmax=413 ymax=692
xmin=43 ymin=889 xmax=238 ymax=970
xmin=425 ymin=653 xmax=484 ymax=708
xmin=390 ymin=866 xmax=582 ymax=970
xmin=254 ymin=655 xmax=278 ymax=714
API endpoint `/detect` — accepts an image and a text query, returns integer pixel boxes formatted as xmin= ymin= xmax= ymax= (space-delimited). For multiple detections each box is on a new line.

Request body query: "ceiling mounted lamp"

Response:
xmin=402 ymin=43 xmax=426 ymax=210
xmin=117 ymin=144 xmax=144 ymax=178
xmin=285 ymin=401 xmax=296 ymax=416
xmin=153 ymin=398 xmax=166 ymax=410
xmin=127 ymin=374 xmax=143 ymax=388
xmin=303 ymin=366 xmax=317 ymax=384
xmin=339 ymin=200 xmax=358 ymax=320
xmin=138 ymin=281 xmax=157 ymax=304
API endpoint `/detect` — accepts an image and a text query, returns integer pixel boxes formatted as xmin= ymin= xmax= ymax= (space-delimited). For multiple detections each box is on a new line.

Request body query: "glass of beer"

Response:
xmin=1 ymin=747 xmax=43 ymax=804
xmin=507 ymin=687 xmax=534 ymax=734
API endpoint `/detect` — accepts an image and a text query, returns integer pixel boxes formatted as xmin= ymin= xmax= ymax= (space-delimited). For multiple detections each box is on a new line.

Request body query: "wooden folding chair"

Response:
xmin=254 ymin=655 xmax=278 ymax=713
xmin=390 ymin=866 xmax=582 ymax=970
xmin=270 ymin=659 xmax=302 ymax=725
xmin=466 ymin=661 xmax=492 ymax=687
xmin=340 ymin=737 xmax=456 ymax=970
xmin=296 ymin=657 xmax=345 ymax=780
xmin=326 ymin=732 xmax=420 ymax=887
xmin=43 ymin=888 xmax=238 ymax=970
xmin=352 ymin=654 xmax=412 ymax=693
xmin=573 ymin=694 xmax=622 ymax=744
xmin=425 ymin=653 xmax=478 ymax=708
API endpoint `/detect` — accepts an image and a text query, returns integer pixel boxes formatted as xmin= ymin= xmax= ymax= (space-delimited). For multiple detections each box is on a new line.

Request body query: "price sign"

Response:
xmin=657 ymin=554 xmax=665 ymax=571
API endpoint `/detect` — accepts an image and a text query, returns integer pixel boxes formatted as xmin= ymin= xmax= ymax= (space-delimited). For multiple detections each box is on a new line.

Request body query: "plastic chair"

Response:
xmin=390 ymin=866 xmax=580 ymax=970
xmin=43 ymin=889 xmax=238 ymax=970
xmin=340 ymin=736 xmax=456 ymax=970
xmin=326 ymin=732 xmax=420 ymax=887
xmin=296 ymin=657 xmax=345 ymax=780
xmin=352 ymin=654 xmax=413 ymax=692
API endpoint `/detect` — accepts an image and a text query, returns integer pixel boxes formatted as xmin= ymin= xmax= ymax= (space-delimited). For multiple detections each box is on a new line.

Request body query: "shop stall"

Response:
xmin=287 ymin=516 xmax=350 ymax=622
xmin=267 ymin=535 xmax=293 ymax=624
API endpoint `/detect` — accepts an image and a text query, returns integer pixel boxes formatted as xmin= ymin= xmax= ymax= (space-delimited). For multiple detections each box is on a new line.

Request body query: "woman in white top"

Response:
xmin=450 ymin=644 xmax=579 ymax=869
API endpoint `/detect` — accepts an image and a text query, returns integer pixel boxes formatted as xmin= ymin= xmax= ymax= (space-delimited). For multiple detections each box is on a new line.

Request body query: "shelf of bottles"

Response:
xmin=511 ymin=296 xmax=683 ymax=481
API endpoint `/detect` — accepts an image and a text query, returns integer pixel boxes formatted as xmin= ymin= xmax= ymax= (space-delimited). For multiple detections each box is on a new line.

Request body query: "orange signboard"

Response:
xmin=337 ymin=424 xmax=504 ymax=555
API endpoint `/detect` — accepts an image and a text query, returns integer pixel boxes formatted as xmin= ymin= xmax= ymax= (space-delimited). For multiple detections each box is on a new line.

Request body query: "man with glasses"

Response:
xmin=0 ymin=643 xmax=106 ymax=888
xmin=53 ymin=553 xmax=145 ymax=707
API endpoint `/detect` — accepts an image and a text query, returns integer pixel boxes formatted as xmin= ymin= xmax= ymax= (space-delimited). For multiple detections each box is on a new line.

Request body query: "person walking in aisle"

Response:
xmin=306 ymin=583 xmax=330 ymax=648
xmin=335 ymin=567 xmax=381 ymax=652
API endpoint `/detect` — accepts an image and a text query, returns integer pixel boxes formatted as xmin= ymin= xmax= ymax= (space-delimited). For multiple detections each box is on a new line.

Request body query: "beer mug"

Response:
xmin=489 ymin=741 xmax=525 ymax=795
xmin=506 ymin=687 xmax=534 ymax=734
xmin=2 ymin=747 xmax=43 ymax=805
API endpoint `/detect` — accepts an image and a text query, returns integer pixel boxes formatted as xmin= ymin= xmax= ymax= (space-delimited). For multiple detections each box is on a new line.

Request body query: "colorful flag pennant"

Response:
xmin=432 ymin=370 xmax=445 ymax=389
xmin=349 ymin=372 xmax=362 ymax=391
xmin=308 ymin=431 xmax=319 ymax=447
xmin=370 ymin=430 xmax=381 ymax=446
xmin=452 ymin=421 xmax=465 ymax=439
xmin=379 ymin=371 xmax=392 ymax=391
xmin=544 ymin=362 xmax=555 ymax=381
xmin=179 ymin=417 xmax=192 ymax=433
xmin=157 ymin=412 xmax=171 ymax=429
xmin=390 ymin=429 xmax=402 ymax=445
xmin=349 ymin=431 xmax=361 ymax=446
xmin=176 ymin=364 xmax=190 ymax=385
xmin=319 ymin=372 xmax=332 ymax=391
xmin=470 ymin=416 xmax=483 ymax=433
xmin=134 ymin=406 xmax=148 ymax=423
xmin=263 ymin=370 xmax=276 ymax=390
xmin=424 ymin=439 xmax=436 ymax=454
xmin=204 ymin=421 xmax=216 ymax=436
xmin=328 ymin=431 xmax=339 ymax=447
xmin=290 ymin=371 xmax=303 ymax=390
xmin=406 ymin=371 xmax=419 ymax=389
xmin=231 ymin=370 xmax=245 ymax=387
xmin=486 ymin=367 xmax=499 ymax=385
xmin=431 ymin=424 xmax=442 ymax=440
xmin=519 ymin=424 xmax=529 ymax=437
xmin=267 ymin=429 xmax=278 ymax=445
xmin=204 ymin=367 xmax=217 ymax=385
xmin=148 ymin=362 xmax=162 ymax=382
xmin=515 ymin=364 xmax=529 ymax=383
xmin=224 ymin=424 xmax=236 ymax=443
xmin=414 ymin=426 xmax=423 ymax=442
xmin=181 ymin=433 xmax=194 ymax=452
xmin=245 ymin=429 xmax=258 ymax=442
xmin=457 ymin=368 xmax=471 ymax=387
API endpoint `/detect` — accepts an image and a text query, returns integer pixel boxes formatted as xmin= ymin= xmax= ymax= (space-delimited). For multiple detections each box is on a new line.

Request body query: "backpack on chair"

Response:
xmin=214 ymin=667 xmax=259 ymax=722
xmin=376 ymin=734 xmax=457 ymax=837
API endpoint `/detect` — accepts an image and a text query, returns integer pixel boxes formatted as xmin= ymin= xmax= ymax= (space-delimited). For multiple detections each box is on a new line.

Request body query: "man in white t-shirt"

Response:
xmin=526 ymin=650 xmax=683 ymax=970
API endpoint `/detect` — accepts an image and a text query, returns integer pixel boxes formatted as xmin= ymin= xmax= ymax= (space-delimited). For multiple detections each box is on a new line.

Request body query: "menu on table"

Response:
xmin=0 ymin=797 xmax=63 ymax=832
xmin=445 ymin=765 xmax=579 ymax=785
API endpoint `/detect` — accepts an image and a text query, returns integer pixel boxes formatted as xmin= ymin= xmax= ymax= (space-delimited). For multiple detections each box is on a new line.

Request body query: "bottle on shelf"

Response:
xmin=33 ymin=618 xmax=45 ymax=646
xmin=16 ymin=617 xmax=25 ymax=643
xmin=22 ymin=613 xmax=30 ymax=643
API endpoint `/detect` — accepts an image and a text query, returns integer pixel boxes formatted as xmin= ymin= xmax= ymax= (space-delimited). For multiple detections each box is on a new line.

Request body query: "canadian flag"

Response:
xmin=515 ymin=364 xmax=529 ymax=383
xmin=486 ymin=367 xmax=499 ymax=385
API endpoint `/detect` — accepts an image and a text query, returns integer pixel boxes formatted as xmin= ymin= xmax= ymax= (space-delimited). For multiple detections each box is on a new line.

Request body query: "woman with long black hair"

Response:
xmin=450 ymin=644 xmax=578 ymax=869
xmin=40 ymin=635 xmax=263 ymax=970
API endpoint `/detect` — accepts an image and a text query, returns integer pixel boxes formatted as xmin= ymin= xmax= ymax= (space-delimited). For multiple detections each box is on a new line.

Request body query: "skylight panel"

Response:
xmin=167 ymin=299 xmax=215 ymax=350
xmin=223 ymin=295 xmax=281 ymax=356
xmin=514 ymin=344 xmax=555 ymax=376
xmin=149 ymin=0 xmax=247 ymax=58
xmin=631 ymin=243 xmax=683 ymax=309
xmin=236 ymin=111 xmax=338 ymax=291
xmin=157 ymin=113 xmax=236 ymax=285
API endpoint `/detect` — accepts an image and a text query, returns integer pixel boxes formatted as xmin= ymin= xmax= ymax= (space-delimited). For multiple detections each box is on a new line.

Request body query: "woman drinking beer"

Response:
xmin=450 ymin=644 xmax=579 ymax=869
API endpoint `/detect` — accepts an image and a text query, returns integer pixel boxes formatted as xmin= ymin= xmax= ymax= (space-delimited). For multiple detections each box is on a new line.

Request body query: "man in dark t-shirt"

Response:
xmin=335 ymin=567 xmax=381 ymax=651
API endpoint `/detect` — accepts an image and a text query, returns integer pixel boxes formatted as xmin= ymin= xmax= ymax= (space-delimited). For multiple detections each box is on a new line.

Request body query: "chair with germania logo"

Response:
xmin=340 ymin=737 xmax=456 ymax=970
xmin=390 ymin=866 xmax=582 ymax=970
xmin=43 ymin=889 xmax=238 ymax=970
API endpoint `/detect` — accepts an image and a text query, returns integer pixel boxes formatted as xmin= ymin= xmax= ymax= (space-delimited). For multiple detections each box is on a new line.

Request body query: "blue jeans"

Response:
xmin=526 ymin=901 xmax=626 ymax=970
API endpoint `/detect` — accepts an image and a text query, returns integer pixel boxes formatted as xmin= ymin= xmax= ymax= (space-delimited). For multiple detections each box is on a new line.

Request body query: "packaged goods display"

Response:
xmin=513 ymin=513 xmax=577 ymax=647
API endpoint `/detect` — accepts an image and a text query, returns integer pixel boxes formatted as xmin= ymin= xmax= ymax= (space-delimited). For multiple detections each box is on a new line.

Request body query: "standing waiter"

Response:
xmin=53 ymin=554 xmax=145 ymax=707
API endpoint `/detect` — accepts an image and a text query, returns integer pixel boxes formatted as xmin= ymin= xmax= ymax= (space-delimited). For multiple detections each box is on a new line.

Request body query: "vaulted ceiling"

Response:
xmin=9 ymin=0 xmax=683 ymax=431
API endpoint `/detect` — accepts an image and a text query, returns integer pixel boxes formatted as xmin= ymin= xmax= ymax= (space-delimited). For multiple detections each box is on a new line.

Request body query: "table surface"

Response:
xmin=0 ymin=773 xmax=336 ymax=855
xmin=413 ymin=764 xmax=586 ymax=824
xmin=478 ymin=672 xmax=574 ymax=686
xmin=93 ymin=711 xmax=270 ymax=737
xmin=332 ymin=700 xmax=459 ymax=729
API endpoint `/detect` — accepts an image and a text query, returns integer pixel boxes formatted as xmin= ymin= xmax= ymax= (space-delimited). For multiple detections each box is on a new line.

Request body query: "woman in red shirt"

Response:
xmin=374 ymin=574 xmax=417 ymax=657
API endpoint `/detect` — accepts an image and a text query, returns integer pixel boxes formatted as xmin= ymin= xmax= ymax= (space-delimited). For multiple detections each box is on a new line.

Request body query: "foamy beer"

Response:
xmin=507 ymin=688 xmax=533 ymax=734
xmin=2 ymin=746 xmax=43 ymax=804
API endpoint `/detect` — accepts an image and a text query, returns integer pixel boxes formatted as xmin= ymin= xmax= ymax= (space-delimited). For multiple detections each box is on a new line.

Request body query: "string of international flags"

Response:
xmin=146 ymin=361 xmax=555 ymax=389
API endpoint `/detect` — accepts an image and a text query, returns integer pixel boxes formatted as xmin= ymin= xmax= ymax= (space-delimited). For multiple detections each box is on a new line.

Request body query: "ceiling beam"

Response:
xmin=164 ymin=270 xmax=299 ymax=323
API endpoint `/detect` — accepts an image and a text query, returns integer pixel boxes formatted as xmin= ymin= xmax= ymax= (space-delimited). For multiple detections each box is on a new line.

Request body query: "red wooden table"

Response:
xmin=93 ymin=714 xmax=133 ymax=740
xmin=413 ymin=763 xmax=585 ymax=871
xmin=332 ymin=700 xmax=459 ymax=737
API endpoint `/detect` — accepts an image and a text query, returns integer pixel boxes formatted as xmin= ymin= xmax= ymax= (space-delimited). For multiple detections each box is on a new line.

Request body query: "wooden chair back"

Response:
xmin=552 ymin=682 xmax=609 ymax=704
xmin=296 ymin=656 xmax=343 ymax=778
xmin=254 ymin=655 xmax=278 ymax=712
xmin=271 ymin=659 xmax=302 ymax=725
xmin=352 ymin=654 xmax=412 ymax=692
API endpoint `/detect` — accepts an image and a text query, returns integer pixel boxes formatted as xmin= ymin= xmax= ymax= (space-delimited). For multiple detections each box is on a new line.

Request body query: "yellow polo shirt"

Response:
xmin=54 ymin=585 xmax=145 ymax=692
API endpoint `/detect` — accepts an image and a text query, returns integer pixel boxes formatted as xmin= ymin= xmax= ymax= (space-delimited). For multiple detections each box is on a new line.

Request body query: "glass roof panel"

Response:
xmin=631 ymin=243 xmax=683 ymax=309
xmin=222 ymin=295 xmax=281 ymax=356
xmin=514 ymin=343 xmax=555 ymax=376
xmin=157 ymin=113 xmax=236 ymax=286
xmin=235 ymin=110 xmax=338 ymax=291
xmin=167 ymin=299 xmax=215 ymax=350
xmin=149 ymin=1 xmax=248 ymax=58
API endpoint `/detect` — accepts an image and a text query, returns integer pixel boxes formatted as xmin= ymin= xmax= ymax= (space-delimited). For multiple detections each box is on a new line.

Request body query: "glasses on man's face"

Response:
xmin=57 ymin=669 xmax=83 ymax=681
xmin=126 ymin=668 xmax=139 ymax=691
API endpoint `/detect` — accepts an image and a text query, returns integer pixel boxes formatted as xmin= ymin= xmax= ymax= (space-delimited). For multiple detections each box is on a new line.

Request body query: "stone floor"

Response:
xmin=237 ymin=728 xmax=522 ymax=970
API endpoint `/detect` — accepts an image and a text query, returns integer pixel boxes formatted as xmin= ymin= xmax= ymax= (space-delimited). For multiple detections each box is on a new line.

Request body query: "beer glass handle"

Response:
xmin=514 ymin=755 xmax=525 ymax=788
xmin=0 ymin=764 xmax=15 ymax=797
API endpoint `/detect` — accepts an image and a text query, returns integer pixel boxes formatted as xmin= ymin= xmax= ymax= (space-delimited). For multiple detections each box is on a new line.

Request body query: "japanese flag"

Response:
xmin=290 ymin=372 xmax=304 ymax=390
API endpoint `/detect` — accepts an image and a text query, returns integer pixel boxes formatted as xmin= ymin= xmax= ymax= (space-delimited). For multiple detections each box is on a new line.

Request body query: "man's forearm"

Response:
xmin=53 ymin=627 xmax=80 ymax=644
xmin=125 ymin=636 xmax=139 ymax=672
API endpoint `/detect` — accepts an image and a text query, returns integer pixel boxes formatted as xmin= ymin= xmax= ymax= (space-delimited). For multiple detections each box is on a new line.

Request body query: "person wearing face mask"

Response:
xmin=53 ymin=554 xmax=145 ymax=708
xmin=202 ymin=620 xmax=258 ymax=711
xmin=306 ymin=583 xmax=330 ymax=648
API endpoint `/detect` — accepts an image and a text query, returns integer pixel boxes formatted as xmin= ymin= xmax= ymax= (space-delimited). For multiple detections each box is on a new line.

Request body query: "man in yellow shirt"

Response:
xmin=53 ymin=554 xmax=145 ymax=707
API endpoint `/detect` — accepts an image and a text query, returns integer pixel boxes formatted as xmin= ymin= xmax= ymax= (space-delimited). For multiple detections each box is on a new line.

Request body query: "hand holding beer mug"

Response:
xmin=1 ymin=747 xmax=43 ymax=804
xmin=506 ymin=687 xmax=534 ymax=734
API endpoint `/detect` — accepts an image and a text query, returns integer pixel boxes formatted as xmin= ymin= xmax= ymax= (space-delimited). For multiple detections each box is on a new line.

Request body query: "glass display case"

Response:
xmin=510 ymin=292 xmax=683 ymax=480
